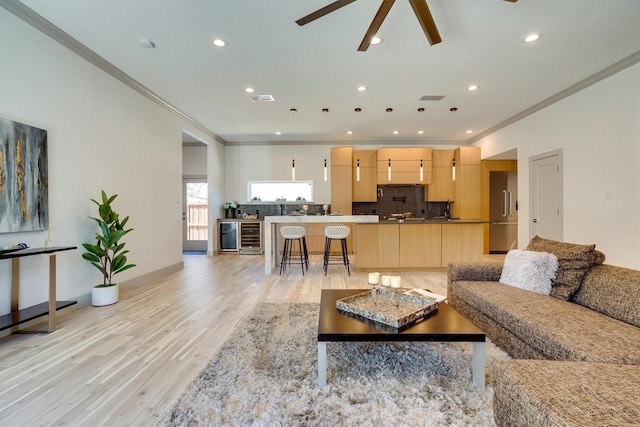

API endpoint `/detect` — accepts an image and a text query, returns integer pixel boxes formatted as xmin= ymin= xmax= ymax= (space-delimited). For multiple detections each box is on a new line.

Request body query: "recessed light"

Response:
xmin=139 ymin=38 xmax=155 ymax=49
xmin=347 ymin=131 xmax=353 ymax=135
xmin=357 ymin=86 xmax=368 ymax=92
xmin=275 ymin=131 xmax=282 ymax=135
xmin=245 ymin=87 xmax=255 ymax=93
xmin=213 ymin=38 xmax=227 ymax=47
xmin=418 ymin=130 xmax=424 ymax=134
xmin=393 ymin=130 xmax=399 ymax=135
xmin=467 ymin=85 xmax=479 ymax=91
xmin=523 ymin=33 xmax=541 ymax=43
xmin=466 ymin=130 xmax=473 ymax=134
xmin=371 ymin=36 xmax=383 ymax=45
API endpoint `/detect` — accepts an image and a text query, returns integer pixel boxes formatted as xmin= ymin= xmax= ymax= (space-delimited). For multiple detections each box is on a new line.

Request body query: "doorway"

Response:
xmin=183 ymin=179 xmax=208 ymax=253
xmin=530 ymin=150 xmax=563 ymax=240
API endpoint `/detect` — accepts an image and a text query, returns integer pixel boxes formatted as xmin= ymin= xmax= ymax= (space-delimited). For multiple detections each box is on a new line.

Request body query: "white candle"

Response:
xmin=368 ymin=272 xmax=380 ymax=284
xmin=390 ymin=276 xmax=402 ymax=289
xmin=381 ymin=275 xmax=391 ymax=287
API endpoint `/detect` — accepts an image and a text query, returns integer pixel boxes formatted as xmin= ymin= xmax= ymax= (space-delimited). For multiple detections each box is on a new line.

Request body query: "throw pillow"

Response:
xmin=526 ymin=235 xmax=596 ymax=300
xmin=499 ymin=250 xmax=559 ymax=295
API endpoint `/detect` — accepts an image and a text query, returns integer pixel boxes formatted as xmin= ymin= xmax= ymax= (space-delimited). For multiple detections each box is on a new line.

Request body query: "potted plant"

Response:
xmin=224 ymin=201 xmax=237 ymax=219
xmin=82 ymin=190 xmax=136 ymax=306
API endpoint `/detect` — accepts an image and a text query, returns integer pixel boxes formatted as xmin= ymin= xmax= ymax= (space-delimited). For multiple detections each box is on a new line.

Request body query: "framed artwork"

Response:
xmin=0 ymin=117 xmax=49 ymax=233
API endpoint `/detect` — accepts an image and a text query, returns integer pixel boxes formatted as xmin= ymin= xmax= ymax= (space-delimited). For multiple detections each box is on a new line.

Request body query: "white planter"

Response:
xmin=92 ymin=284 xmax=119 ymax=306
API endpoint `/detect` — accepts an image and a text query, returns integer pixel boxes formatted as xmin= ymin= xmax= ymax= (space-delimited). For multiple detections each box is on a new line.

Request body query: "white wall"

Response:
xmin=224 ymin=144 xmax=333 ymax=204
xmin=0 ymin=9 xmax=221 ymax=314
xmin=475 ymin=63 xmax=640 ymax=269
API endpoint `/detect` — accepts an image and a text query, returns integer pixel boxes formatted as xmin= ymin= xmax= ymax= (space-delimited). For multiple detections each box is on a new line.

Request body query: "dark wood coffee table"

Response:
xmin=317 ymin=289 xmax=486 ymax=388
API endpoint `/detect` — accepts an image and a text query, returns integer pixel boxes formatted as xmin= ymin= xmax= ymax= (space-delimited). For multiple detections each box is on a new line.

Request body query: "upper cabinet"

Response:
xmin=376 ymin=148 xmax=432 ymax=185
xmin=331 ymin=147 xmax=352 ymax=215
xmin=352 ymin=150 xmax=377 ymax=202
xmin=452 ymin=147 xmax=482 ymax=219
xmin=426 ymin=149 xmax=455 ymax=202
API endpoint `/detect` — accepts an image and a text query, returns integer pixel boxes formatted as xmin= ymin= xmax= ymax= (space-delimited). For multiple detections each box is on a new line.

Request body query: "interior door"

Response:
xmin=530 ymin=151 xmax=563 ymax=240
xmin=183 ymin=179 xmax=208 ymax=252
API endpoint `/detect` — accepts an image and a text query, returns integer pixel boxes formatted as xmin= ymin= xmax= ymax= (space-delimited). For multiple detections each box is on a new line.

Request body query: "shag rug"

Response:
xmin=161 ymin=303 xmax=511 ymax=426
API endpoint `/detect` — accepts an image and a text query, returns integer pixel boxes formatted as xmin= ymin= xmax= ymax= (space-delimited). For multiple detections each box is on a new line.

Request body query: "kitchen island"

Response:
xmin=264 ymin=215 xmax=379 ymax=275
xmin=355 ymin=220 xmax=487 ymax=270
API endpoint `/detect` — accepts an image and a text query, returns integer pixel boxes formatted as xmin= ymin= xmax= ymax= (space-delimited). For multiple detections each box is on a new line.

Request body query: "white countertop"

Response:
xmin=264 ymin=215 xmax=379 ymax=224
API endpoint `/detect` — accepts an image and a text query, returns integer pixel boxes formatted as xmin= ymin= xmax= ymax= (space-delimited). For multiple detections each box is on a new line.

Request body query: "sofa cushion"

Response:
xmin=452 ymin=280 xmax=640 ymax=364
xmin=493 ymin=360 xmax=640 ymax=427
xmin=499 ymin=250 xmax=558 ymax=295
xmin=526 ymin=235 xmax=596 ymax=300
xmin=571 ymin=264 xmax=640 ymax=327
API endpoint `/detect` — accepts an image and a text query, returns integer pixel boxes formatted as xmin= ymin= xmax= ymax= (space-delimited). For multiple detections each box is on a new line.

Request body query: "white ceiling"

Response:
xmin=9 ymin=0 xmax=640 ymax=145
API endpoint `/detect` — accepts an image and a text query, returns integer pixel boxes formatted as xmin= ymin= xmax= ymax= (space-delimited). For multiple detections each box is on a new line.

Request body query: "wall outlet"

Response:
xmin=604 ymin=190 xmax=614 ymax=199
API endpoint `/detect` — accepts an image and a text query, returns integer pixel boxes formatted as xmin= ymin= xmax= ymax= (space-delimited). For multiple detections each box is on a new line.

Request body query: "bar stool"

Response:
xmin=279 ymin=225 xmax=309 ymax=275
xmin=323 ymin=224 xmax=350 ymax=276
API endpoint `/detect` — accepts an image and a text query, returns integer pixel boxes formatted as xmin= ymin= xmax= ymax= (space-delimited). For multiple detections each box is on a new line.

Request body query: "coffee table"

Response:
xmin=317 ymin=289 xmax=486 ymax=388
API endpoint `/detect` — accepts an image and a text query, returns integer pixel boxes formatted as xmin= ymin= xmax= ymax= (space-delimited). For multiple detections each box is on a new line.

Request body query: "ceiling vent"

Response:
xmin=250 ymin=95 xmax=275 ymax=102
xmin=419 ymin=95 xmax=445 ymax=101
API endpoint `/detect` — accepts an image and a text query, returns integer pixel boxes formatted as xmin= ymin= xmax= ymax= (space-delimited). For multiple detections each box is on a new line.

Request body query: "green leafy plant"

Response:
xmin=82 ymin=191 xmax=136 ymax=287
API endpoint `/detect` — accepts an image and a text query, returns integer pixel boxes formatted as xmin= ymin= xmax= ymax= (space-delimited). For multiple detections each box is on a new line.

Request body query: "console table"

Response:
xmin=0 ymin=246 xmax=77 ymax=333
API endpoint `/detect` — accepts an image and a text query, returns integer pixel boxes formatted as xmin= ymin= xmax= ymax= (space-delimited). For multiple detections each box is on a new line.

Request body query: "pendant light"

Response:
xmin=450 ymin=107 xmax=457 ymax=181
xmin=418 ymin=108 xmax=425 ymax=182
xmin=354 ymin=108 xmax=361 ymax=181
xmin=322 ymin=108 xmax=329 ymax=181
xmin=290 ymin=108 xmax=297 ymax=181
xmin=386 ymin=108 xmax=393 ymax=181
xmin=452 ymin=158 xmax=456 ymax=181
xmin=323 ymin=158 xmax=328 ymax=181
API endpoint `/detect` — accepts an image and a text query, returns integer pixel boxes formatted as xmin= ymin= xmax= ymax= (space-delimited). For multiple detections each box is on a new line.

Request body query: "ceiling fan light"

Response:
xmin=523 ymin=33 xmax=541 ymax=43
xmin=370 ymin=36 xmax=383 ymax=45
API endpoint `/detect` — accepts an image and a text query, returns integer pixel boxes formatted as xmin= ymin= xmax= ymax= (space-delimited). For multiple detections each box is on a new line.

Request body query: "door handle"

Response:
xmin=502 ymin=190 xmax=507 ymax=217
xmin=533 ymin=218 xmax=538 ymax=223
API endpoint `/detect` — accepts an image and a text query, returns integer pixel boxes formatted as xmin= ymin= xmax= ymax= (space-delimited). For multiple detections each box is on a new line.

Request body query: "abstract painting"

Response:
xmin=0 ymin=117 xmax=48 ymax=233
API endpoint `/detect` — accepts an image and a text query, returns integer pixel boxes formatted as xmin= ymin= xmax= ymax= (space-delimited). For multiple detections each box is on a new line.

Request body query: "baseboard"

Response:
xmin=120 ymin=261 xmax=184 ymax=290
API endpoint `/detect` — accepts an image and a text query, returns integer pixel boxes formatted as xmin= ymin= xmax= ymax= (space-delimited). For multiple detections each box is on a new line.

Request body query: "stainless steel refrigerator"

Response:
xmin=489 ymin=171 xmax=518 ymax=253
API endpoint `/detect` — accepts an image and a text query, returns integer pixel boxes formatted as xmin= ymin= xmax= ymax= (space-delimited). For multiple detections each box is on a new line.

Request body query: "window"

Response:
xmin=248 ymin=181 xmax=313 ymax=202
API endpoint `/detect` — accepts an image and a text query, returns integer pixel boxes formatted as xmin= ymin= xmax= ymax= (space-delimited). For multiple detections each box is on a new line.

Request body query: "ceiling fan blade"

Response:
xmin=408 ymin=0 xmax=442 ymax=46
xmin=296 ymin=0 xmax=358 ymax=26
xmin=503 ymin=0 xmax=518 ymax=2
xmin=358 ymin=0 xmax=396 ymax=51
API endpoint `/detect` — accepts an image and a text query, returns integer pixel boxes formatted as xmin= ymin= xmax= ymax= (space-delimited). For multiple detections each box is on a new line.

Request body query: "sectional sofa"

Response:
xmin=447 ymin=236 xmax=640 ymax=426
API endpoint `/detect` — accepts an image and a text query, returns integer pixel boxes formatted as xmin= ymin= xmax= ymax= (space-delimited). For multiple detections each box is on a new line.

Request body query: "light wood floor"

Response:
xmin=0 ymin=253 xmax=503 ymax=426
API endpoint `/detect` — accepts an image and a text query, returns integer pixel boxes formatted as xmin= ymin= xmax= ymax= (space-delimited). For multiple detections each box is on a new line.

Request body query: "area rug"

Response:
xmin=161 ymin=303 xmax=510 ymax=426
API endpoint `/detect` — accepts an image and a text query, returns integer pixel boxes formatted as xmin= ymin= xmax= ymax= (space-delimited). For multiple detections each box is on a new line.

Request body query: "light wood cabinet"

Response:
xmin=377 ymin=224 xmax=400 ymax=268
xmin=355 ymin=224 xmax=379 ymax=269
xmin=376 ymin=148 xmax=432 ymax=185
xmin=399 ymin=224 xmax=442 ymax=268
xmin=426 ymin=149 xmax=455 ymax=202
xmin=452 ymin=147 xmax=482 ymax=219
xmin=331 ymin=147 xmax=352 ymax=215
xmin=356 ymin=222 xmax=483 ymax=270
xmin=352 ymin=150 xmax=377 ymax=202
xmin=441 ymin=224 xmax=483 ymax=265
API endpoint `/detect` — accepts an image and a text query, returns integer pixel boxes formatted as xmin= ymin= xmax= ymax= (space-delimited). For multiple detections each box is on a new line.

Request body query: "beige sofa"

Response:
xmin=447 ymin=237 xmax=640 ymax=426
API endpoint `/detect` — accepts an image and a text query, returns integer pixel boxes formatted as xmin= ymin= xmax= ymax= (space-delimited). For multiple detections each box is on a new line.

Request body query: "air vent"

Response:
xmin=250 ymin=95 xmax=275 ymax=102
xmin=419 ymin=95 xmax=445 ymax=101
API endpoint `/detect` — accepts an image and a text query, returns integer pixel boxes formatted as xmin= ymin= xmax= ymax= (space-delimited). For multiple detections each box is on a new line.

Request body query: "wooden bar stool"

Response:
xmin=323 ymin=224 xmax=350 ymax=276
xmin=279 ymin=225 xmax=308 ymax=275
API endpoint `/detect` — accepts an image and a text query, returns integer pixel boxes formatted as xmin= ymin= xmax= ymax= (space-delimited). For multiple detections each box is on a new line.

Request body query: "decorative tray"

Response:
xmin=336 ymin=288 xmax=442 ymax=329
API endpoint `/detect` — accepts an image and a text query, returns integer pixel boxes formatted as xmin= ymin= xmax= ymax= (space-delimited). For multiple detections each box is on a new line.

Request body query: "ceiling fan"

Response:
xmin=296 ymin=0 xmax=518 ymax=51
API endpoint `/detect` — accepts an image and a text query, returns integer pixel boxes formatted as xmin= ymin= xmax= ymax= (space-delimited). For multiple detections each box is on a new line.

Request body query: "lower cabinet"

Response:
xmin=355 ymin=223 xmax=483 ymax=269
xmin=399 ymin=224 xmax=442 ymax=268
